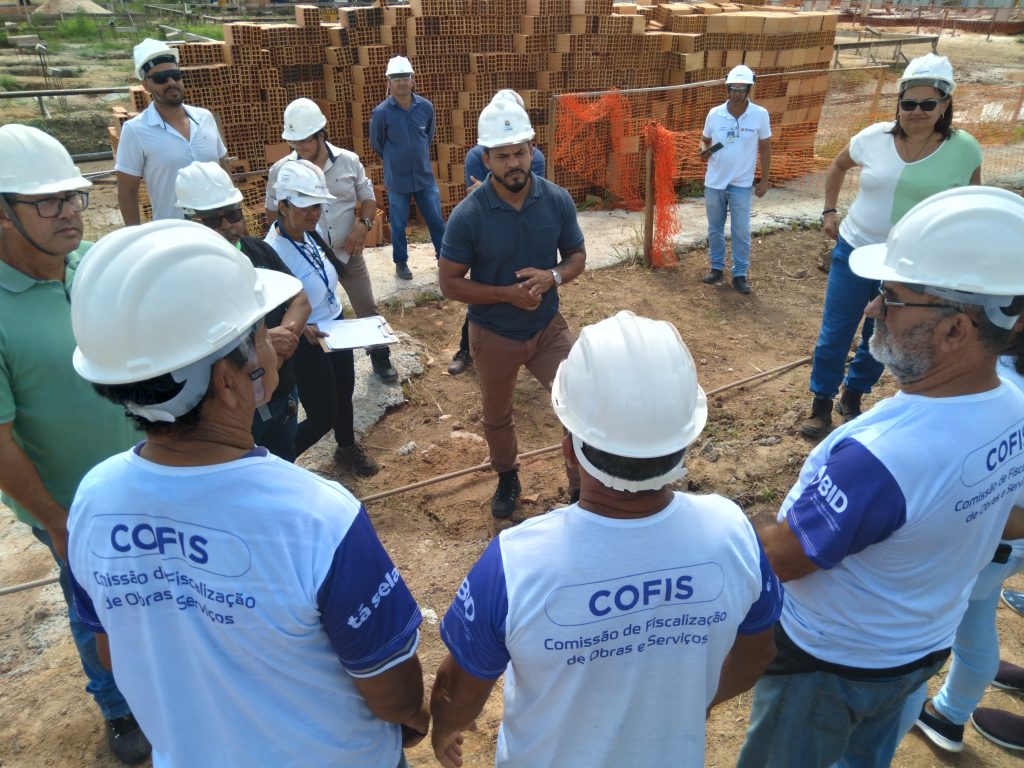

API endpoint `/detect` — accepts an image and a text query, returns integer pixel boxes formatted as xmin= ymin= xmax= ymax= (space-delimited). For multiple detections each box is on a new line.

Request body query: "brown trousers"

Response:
xmin=469 ymin=312 xmax=580 ymax=491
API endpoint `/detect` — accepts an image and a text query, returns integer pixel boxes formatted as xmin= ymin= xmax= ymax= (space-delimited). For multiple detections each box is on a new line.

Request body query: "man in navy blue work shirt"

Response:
xmin=438 ymin=99 xmax=586 ymax=520
xmin=448 ymin=90 xmax=547 ymax=378
xmin=370 ymin=56 xmax=446 ymax=281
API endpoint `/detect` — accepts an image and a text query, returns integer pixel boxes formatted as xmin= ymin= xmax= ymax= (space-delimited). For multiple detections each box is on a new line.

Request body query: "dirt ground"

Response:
xmin=1 ymin=23 xmax=1023 ymax=768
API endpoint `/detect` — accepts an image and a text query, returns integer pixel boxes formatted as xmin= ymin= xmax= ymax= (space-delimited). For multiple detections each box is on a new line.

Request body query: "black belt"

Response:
xmin=765 ymin=622 xmax=950 ymax=681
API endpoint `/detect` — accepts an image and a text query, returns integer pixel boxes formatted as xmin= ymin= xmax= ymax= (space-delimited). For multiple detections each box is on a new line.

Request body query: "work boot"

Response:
xmin=702 ymin=268 xmax=724 ymax=285
xmin=836 ymin=387 xmax=863 ymax=422
xmin=106 ymin=713 xmax=151 ymax=765
xmin=491 ymin=470 xmax=521 ymax=519
xmin=334 ymin=443 xmax=380 ymax=477
xmin=447 ymin=348 xmax=472 ymax=375
xmin=732 ymin=275 xmax=752 ymax=295
xmin=798 ymin=397 xmax=833 ymax=439
xmin=395 ymin=262 xmax=413 ymax=280
xmin=369 ymin=348 xmax=398 ymax=384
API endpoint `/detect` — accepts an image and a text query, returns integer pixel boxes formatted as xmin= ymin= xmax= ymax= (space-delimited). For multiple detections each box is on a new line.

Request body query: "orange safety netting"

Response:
xmin=645 ymin=122 xmax=681 ymax=269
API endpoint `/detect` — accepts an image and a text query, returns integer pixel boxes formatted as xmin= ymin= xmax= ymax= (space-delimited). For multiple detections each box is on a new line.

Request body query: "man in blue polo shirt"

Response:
xmin=370 ymin=56 xmax=446 ymax=281
xmin=438 ymin=100 xmax=586 ymax=519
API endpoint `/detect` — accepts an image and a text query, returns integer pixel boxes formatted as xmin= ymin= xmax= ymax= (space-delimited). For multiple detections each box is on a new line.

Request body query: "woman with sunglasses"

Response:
xmin=800 ymin=53 xmax=982 ymax=439
xmin=266 ymin=159 xmax=379 ymax=476
xmin=175 ymin=161 xmax=311 ymax=462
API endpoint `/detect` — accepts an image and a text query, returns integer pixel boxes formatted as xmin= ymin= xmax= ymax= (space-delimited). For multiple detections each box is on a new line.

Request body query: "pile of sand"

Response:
xmin=32 ymin=0 xmax=111 ymax=15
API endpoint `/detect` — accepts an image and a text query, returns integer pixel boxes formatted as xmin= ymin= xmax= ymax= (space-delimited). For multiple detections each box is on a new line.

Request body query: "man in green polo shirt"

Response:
xmin=0 ymin=124 xmax=150 ymax=764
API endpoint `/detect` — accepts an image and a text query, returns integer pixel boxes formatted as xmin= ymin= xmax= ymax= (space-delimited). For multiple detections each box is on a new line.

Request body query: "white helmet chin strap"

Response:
xmin=571 ymin=433 xmax=688 ymax=493
xmin=127 ymin=326 xmax=268 ymax=423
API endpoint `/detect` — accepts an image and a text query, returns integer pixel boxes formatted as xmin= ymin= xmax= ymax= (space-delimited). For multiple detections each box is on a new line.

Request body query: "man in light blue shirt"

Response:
xmin=370 ymin=56 xmax=446 ymax=281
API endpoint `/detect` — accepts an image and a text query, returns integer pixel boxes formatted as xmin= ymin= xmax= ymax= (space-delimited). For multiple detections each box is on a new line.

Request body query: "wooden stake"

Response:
xmin=643 ymin=125 xmax=655 ymax=269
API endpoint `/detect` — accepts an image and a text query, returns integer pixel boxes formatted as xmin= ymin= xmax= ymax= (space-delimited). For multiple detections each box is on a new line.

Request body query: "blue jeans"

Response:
xmin=251 ymin=387 xmax=299 ymax=463
xmin=898 ymin=555 xmax=1023 ymax=733
xmin=31 ymin=526 xmax=130 ymax=721
xmin=387 ymin=185 xmax=446 ymax=264
xmin=705 ymin=184 xmax=752 ymax=277
xmin=737 ymin=661 xmax=943 ymax=768
xmin=808 ymin=235 xmax=885 ymax=400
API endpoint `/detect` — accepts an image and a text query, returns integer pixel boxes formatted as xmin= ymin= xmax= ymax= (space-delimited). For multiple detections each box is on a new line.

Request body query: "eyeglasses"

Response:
xmin=875 ymin=286 xmax=977 ymax=328
xmin=388 ymin=74 xmax=412 ymax=81
xmin=898 ymin=97 xmax=947 ymax=113
xmin=148 ymin=69 xmax=183 ymax=85
xmin=727 ymin=85 xmax=749 ymax=93
xmin=196 ymin=207 xmax=244 ymax=228
xmin=11 ymin=191 xmax=89 ymax=218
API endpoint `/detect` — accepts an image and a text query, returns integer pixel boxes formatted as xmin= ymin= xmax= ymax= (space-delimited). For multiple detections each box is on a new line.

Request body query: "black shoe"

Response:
xmin=106 ymin=714 xmax=151 ymax=765
xmin=369 ymin=349 xmax=398 ymax=384
xmin=914 ymin=702 xmax=964 ymax=753
xmin=395 ymin=262 xmax=413 ymax=280
xmin=798 ymin=397 xmax=833 ymax=439
xmin=491 ymin=470 xmax=521 ymax=519
xmin=971 ymin=707 xmax=1024 ymax=751
xmin=334 ymin=443 xmax=380 ymax=477
xmin=702 ymin=268 xmax=724 ymax=285
xmin=994 ymin=660 xmax=1024 ymax=693
xmin=448 ymin=349 xmax=471 ymax=375
xmin=732 ymin=275 xmax=752 ymax=294
xmin=836 ymin=387 xmax=863 ymax=422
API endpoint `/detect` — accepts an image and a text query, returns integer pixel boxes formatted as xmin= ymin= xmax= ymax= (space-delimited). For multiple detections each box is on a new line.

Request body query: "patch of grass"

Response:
xmin=0 ymin=74 xmax=22 ymax=91
xmin=53 ymin=12 xmax=102 ymax=42
xmin=178 ymin=23 xmax=225 ymax=41
xmin=610 ymin=221 xmax=646 ymax=268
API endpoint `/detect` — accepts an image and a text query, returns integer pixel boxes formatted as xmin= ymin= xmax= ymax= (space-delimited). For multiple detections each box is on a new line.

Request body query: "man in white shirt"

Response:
xmin=699 ymin=65 xmax=772 ymax=295
xmin=738 ymin=187 xmax=1024 ymax=768
xmin=267 ymin=98 xmax=397 ymax=383
xmin=430 ymin=311 xmax=782 ymax=768
xmin=116 ymin=39 xmax=227 ymax=224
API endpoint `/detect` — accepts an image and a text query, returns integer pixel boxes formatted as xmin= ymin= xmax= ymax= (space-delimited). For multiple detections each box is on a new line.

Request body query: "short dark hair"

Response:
xmin=93 ymin=344 xmax=249 ymax=436
xmin=580 ymin=442 xmax=687 ymax=485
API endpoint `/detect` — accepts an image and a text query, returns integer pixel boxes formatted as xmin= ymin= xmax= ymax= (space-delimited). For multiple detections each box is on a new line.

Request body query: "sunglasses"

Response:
xmin=898 ymin=97 xmax=947 ymax=113
xmin=727 ymin=85 xmax=749 ymax=92
xmin=148 ymin=69 xmax=183 ymax=85
xmin=196 ymin=207 xmax=244 ymax=228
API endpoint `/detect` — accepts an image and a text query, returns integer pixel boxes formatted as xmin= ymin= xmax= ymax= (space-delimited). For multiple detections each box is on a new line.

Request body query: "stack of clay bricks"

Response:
xmin=109 ymin=1 xmax=836 ymax=228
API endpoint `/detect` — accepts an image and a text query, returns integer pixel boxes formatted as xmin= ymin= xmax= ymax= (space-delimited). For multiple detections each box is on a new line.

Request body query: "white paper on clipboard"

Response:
xmin=316 ymin=316 xmax=398 ymax=352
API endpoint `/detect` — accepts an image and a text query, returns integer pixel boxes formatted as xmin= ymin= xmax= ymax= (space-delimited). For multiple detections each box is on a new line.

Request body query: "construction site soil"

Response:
xmin=0 ymin=25 xmax=1022 ymax=768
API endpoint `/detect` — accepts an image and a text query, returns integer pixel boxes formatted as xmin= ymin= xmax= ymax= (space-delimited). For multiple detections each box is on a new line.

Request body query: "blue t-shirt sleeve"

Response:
xmin=68 ymin=560 xmax=105 ymax=633
xmin=464 ymin=147 xmax=487 ymax=188
xmin=440 ymin=203 xmax=474 ymax=265
xmin=439 ymin=536 xmax=509 ymax=680
xmin=737 ymin=541 xmax=783 ymax=635
xmin=317 ymin=508 xmax=422 ymax=677
xmin=532 ymin=147 xmax=546 ymax=179
xmin=785 ymin=438 xmax=907 ymax=569
xmin=555 ymin=188 xmax=585 ymax=255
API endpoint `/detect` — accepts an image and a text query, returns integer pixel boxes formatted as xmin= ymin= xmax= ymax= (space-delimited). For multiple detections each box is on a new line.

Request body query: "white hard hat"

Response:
xmin=281 ymin=98 xmax=327 ymax=142
xmin=175 ymin=161 xmax=243 ymax=214
xmin=491 ymin=89 xmax=525 ymax=109
xmin=850 ymin=186 xmax=1024 ymax=328
xmin=133 ymin=38 xmax=179 ymax=80
xmin=477 ymin=99 xmax=535 ymax=149
xmin=0 ymin=124 xmax=91 ymax=195
xmin=551 ymin=311 xmax=708 ymax=492
xmin=385 ymin=56 xmax=414 ymax=77
xmin=899 ymin=53 xmax=956 ymax=96
xmin=726 ymin=65 xmax=755 ymax=86
xmin=71 ymin=220 xmax=301 ymax=386
xmin=274 ymin=159 xmax=337 ymax=207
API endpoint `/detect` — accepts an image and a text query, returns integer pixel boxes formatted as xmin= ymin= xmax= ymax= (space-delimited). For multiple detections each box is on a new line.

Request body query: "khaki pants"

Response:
xmin=336 ymin=250 xmax=377 ymax=319
xmin=469 ymin=312 xmax=579 ymax=491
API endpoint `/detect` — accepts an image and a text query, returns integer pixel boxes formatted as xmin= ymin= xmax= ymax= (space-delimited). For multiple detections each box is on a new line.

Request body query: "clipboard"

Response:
xmin=315 ymin=316 xmax=398 ymax=352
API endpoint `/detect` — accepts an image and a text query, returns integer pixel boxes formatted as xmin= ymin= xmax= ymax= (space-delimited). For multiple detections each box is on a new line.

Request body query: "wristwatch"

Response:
xmin=550 ymin=269 xmax=562 ymax=286
xmin=360 ymin=217 xmax=374 ymax=231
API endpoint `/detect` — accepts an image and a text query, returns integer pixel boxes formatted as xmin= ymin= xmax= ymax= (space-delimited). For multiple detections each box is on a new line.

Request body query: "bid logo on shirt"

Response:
xmin=543 ymin=563 xmax=725 ymax=627
xmin=91 ymin=513 xmax=251 ymax=577
xmin=810 ymin=465 xmax=848 ymax=514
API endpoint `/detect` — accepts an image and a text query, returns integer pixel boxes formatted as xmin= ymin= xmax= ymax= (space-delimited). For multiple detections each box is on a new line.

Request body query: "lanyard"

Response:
xmin=276 ymin=222 xmax=337 ymax=307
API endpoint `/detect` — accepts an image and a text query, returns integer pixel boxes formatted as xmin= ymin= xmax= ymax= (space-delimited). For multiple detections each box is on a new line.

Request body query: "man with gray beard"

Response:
xmin=737 ymin=186 xmax=1024 ymax=768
